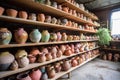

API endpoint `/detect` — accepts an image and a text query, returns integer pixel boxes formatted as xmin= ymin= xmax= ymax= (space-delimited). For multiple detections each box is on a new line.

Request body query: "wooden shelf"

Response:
xmin=110 ymin=40 xmax=120 ymax=42
xmin=0 ymin=39 xmax=98 ymax=48
xmin=8 ymin=0 xmax=99 ymax=27
xmin=0 ymin=47 xmax=99 ymax=78
xmin=48 ymin=54 xmax=100 ymax=80
xmin=54 ymin=0 xmax=98 ymax=20
xmin=0 ymin=15 xmax=97 ymax=33
xmin=102 ymin=48 xmax=120 ymax=52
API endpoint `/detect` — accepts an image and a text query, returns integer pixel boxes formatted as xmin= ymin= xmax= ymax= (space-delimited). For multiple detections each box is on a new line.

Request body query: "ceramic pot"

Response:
xmin=47 ymin=66 xmax=56 ymax=78
xmin=0 ymin=6 xmax=4 ymax=16
xmin=62 ymin=60 xmax=71 ymax=71
xmin=51 ymin=17 xmax=57 ymax=24
xmin=45 ymin=15 xmax=51 ymax=23
xmin=51 ymin=52 xmax=57 ymax=59
xmin=54 ymin=63 xmax=61 ymax=73
xmin=14 ymin=28 xmax=28 ymax=44
xmin=66 ymin=21 xmax=72 ymax=27
xmin=28 ymin=13 xmax=36 ymax=21
xmin=50 ymin=33 xmax=57 ymax=41
xmin=10 ymin=60 xmax=18 ymax=70
xmin=114 ymin=54 xmax=120 ymax=62
xmin=17 ymin=56 xmax=29 ymax=68
xmin=28 ymin=54 xmax=36 ymax=63
xmin=45 ymin=0 xmax=51 ymax=6
xmin=0 ymin=51 xmax=15 ymax=71
xmin=57 ymin=49 xmax=62 ymax=58
xmin=56 ymin=32 xmax=62 ymax=41
xmin=29 ymin=68 xmax=42 ymax=80
xmin=71 ymin=59 xmax=78 ymax=67
xmin=68 ymin=9 xmax=72 ymax=14
xmin=0 ymin=28 xmax=12 ymax=45
xmin=39 ymin=66 xmax=46 ymax=73
xmin=19 ymin=11 xmax=28 ymax=19
xmin=45 ymin=53 xmax=52 ymax=61
xmin=62 ymin=7 xmax=69 ymax=13
xmin=41 ymin=30 xmax=50 ymax=42
xmin=61 ymin=19 xmax=68 ymax=26
xmin=108 ymin=53 xmax=112 ymax=61
xmin=38 ymin=53 xmax=46 ymax=63
xmin=17 ymin=73 xmax=31 ymax=80
xmin=41 ymin=72 xmax=48 ymax=80
xmin=30 ymin=48 xmax=40 ymax=56
xmin=41 ymin=47 xmax=48 ymax=54
xmin=37 ymin=13 xmax=45 ymax=22
xmin=6 ymin=9 xmax=18 ymax=17
xmin=15 ymin=50 xmax=28 ymax=59
xmin=62 ymin=33 xmax=67 ymax=41
xmin=29 ymin=29 xmax=41 ymax=43
xmin=60 ymin=45 xmax=66 ymax=53
xmin=57 ymin=5 xmax=62 ymax=10
xmin=52 ymin=2 xmax=57 ymax=8
xmin=64 ymin=49 xmax=72 ymax=56
xmin=67 ymin=35 xmax=73 ymax=41
xmin=56 ymin=19 xmax=61 ymax=25
xmin=103 ymin=54 xmax=107 ymax=60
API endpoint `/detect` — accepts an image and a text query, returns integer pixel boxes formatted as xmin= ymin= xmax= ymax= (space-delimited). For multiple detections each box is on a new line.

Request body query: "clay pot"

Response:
xmin=10 ymin=60 xmax=18 ymax=70
xmin=45 ymin=0 xmax=51 ymax=6
xmin=62 ymin=33 xmax=67 ymax=41
xmin=45 ymin=53 xmax=52 ymax=61
xmin=57 ymin=5 xmax=62 ymax=10
xmin=28 ymin=54 xmax=36 ymax=63
xmin=64 ymin=49 xmax=72 ymax=56
xmin=15 ymin=50 xmax=28 ymax=59
xmin=54 ymin=63 xmax=61 ymax=73
xmin=57 ymin=49 xmax=62 ymax=58
xmin=17 ymin=73 xmax=31 ymax=80
xmin=61 ymin=19 xmax=68 ymax=26
xmin=6 ymin=9 xmax=18 ymax=17
xmin=45 ymin=15 xmax=51 ymax=23
xmin=60 ymin=45 xmax=66 ymax=53
xmin=68 ymin=9 xmax=72 ymax=14
xmin=70 ymin=44 xmax=75 ymax=53
xmin=14 ymin=28 xmax=28 ymax=44
xmin=50 ymin=33 xmax=57 ymax=41
xmin=114 ymin=53 xmax=120 ymax=62
xmin=62 ymin=60 xmax=71 ymax=71
xmin=17 ymin=56 xmax=29 ymax=68
xmin=30 ymin=48 xmax=40 ymax=56
xmin=62 ymin=7 xmax=69 ymax=13
xmin=56 ymin=19 xmax=61 ymax=25
xmin=47 ymin=66 xmax=56 ymax=78
xmin=28 ymin=13 xmax=36 ymax=21
xmin=29 ymin=68 xmax=42 ymax=80
xmin=71 ymin=59 xmax=78 ymax=67
xmin=19 ymin=11 xmax=28 ymax=19
xmin=41 ymin=30 xmax=50 ymax=42
xmin=29 ymin=29 xmax=41 ymax=43
xmin=41 ymin=72 xmax=48 ymax=80
xmin=37 ymin=13 xmax=45 ymax=22
xmin=66 ymin=21 xmax=72 ymax=27
xmin=0 ymin=28 xmax=12 ymax=45
xmin=103 ymin=54 xmax=107 ymax=60
xmin=38 ymin=53 xmax=46 ymax=63
xmin=51 ymin=2 xmax=57 ymax=8
xmin=108 ymin=53 xmax=112 ymax=61
xmin=0 ymin=51 xmax=15 ymax=71
xmin=51 ymin=17 xmax=57 ymax=24
xmin=41 ymin=47 xmax=48 ymax=54
xmin=0 ymin=6 xmax=4 ymax=15
xmin=56 ymin=32 xmax=62 ymax=41
xmin=39 ymin=66 xmax=46 ymax=73
xmin=67 ymin=35 xmax=73 ymax=41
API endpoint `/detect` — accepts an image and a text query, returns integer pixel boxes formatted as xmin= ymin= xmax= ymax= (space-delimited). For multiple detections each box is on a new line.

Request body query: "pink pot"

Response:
xmin=19 ymin=11 xmax=28 ymax=19
xmin=0 ymin=6 xmax=4 ymax=16
xmin=6 ymin=9 xmax=18 ymax=17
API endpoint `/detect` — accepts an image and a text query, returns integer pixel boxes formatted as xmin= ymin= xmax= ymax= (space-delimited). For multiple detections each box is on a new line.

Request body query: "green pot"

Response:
xmin=41 ymin=30 xmax=50 ymax=42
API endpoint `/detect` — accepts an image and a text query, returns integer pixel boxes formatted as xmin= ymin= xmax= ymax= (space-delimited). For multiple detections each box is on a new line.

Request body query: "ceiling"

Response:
xmin=76 ymin=0 xmax=120 ymax=10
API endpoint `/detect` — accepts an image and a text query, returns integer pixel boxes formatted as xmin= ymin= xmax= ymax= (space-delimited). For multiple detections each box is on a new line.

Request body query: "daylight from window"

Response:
xmin=111 ymin=11 xmax=120 ymax=35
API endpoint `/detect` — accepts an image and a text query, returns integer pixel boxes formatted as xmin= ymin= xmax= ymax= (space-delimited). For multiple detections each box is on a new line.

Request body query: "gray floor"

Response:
xmin=63 ymin=58 xmax=120 ymax=80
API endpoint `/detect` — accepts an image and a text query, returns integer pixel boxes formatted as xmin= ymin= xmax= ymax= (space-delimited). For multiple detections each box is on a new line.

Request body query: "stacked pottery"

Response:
xmin=41 ymin=30 xmax=50 ymax=42
xmin=17 ymin=73 xmax=31 ymax=80
xmin=6 ymin=9 xmax=18 ymax=17
xmin=0 ymin=28 xmax=12 ymax=45
xmin=29 ymin=29 xmax=41 ymax=43
xmin=0 ymin=51 xmax=14 ymax=71
xmin=14 ymin=28 xmax=28 ymax=44
xmin=15 ymin=50 xmax=29 ymax=68
xmin=0 ymin=6 xmax=4 ymax=15
xmin=18 ymin=11 xmax=28 ymax=19
xmin=37 ymin=13 xmax=45 ymax=22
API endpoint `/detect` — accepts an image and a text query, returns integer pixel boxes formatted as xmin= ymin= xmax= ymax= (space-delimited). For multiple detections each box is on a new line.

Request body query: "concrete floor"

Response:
xmin=62 ymin=58 xmax=120 ymax=80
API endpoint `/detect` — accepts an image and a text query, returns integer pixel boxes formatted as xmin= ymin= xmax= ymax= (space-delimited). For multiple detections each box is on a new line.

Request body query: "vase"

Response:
xmin=62 ymin=60 xmax=71 ymax=71
xmin=51 ymin=17 xmax=57 ymax=24
xmin=62 ymin=7 xmax=69 ymax=13
xmin=0 ymin=28 xmax=12 ymax=45
xmin=54 ymin=63 xmax=61 ymax=73
xmin=41 ymin=72 xmax=48 ymax=80
xmin=45 ymin=15 xmax=51 ymax=23
xmin=28 ymin=54 xmax=36 ymax=63
xmin=39 ymin=66 xmax=46 ymax=73
xmin=64 ymin=49 xmax=72 ymax=56
xmin=15 ymin=50 xmax=28 ymax=59
xmin=57 ymin=49 xmax=62 ymax=58
xmin=17 ymin=73 xmax=31 ymax=80
xmin=37 ymin=13 xmax=45 ymax=22
xmin=56 ymin=32 xmax=62 ymax=41
xmin=60 ymin=45 xmax=66 ymax=53
xmin=108 ymin=53 xmax=112 ymax=61
xmin=47 ymin=66 xmax=56 ymax=78
xmin=10 ymin=60 xmax=18 ymax=70
xmin=6 ymin=9 xmax=18 ymax=17
xmin=29 ymin=29 xmax=41 ymax=43
xmin=14 ymin=28 xmax=28 ymax=44
xmin=41 ymin=47 xmax=48 ymax=54
xmin=28 ymin=13 xmax=36 ymax=21
xmin=50 ymin=33 xmax=57 ymax=41
xmin=62 ymin=33 xmax=67 ymax=41
xmin=37 ymin=53 xmax=46 ymax=63
xmin=0 ymin=51 xmax=15 ymax=71
xmin=18 ymin=11 xmax=28 ymax=19
xmin=41 ymin=30 xmax=50 ymax=42
xmin=45 ymin=53 xmax=52 ymax=61
xmin=61 ymin=19 xmax=68 ymax=26
xmin=29 ymin=68 xmax=42 ymax=80
xmin=0 ymin=6 xmax=4 ymax=16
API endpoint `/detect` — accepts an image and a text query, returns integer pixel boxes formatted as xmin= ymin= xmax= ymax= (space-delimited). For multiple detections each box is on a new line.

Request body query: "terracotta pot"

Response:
xmin=56 ymin=32 xmax=62 ymax=41
xmin=0 ymin=6 xmax=4 ymax=15
xmin=41 ymin=72 xmax=48 ymax=80
xmin=62 ymin=7 xmax=69 ymax=13
xmin=14 ymin=28 xmax=28 ymax=44
xmin=68 ymin=9 xmax=72 ymax=14
xmin=41 ymin=47 xmax=48 ymax=54
xmin=30 ymin=48 xmax=40 ymax=56
xmin=41 ymin=30 xmax=50 ymax=42
xmin=28 ymin=54 xmax=36 ymax=63
xmin=71 ymin=59 xmax=78 ymax=67
xmin=10 ymin=60 xmax=18 ymax=70
xmin=62 ymin=33 xmax=67 ymax=41
xmin=50 ymin=33 xmax=57 ymax=41
xmin=0 ymin=28 xmax=12 ymax=45
xmin=38 ymin=53 xmax=46 ymax=63
xmin=28 ymin=13 xmax=36 ymax=21
xmin=15 ymin=50 xmax=28 ymax=59
xmin=103 ymin=54 xmax=107 ymax=60
xmin=70 ymin=44 xmax=75 ymax=53
xmin=6 ymin=9 xmax=18 ymax=17
xmin=46 ymin=53 xmax=52 ymax=61
xmin=51 ymin=52 xmax=57 ymax=59
xmin=114 ymin=53 xmax=120 ymax=62
xmin=19 ymin=11 xmax=28 ymax=19
xmin=17 ymin=73 xmax=31 ymax=80
xmin=64 ymin=49 xmax=72 ymax=56
xmin=108 ymin=53 xmax=112 ymax=61
xmin=60 ymin=45 xmax=66 ymax=53
xmin=47 ymin=66 xmax=56 ymax=78
xmin=57 ymin=49 xmax=62 ymax=58
xmin=54 ymin=63 xmax=61 ymax=73
xmin=66 ymin=21 xmax=72 ymax=27
xmin=0 ymin=51 xmax=15 ymax=71
xmin=29 ymin=29 xmax=41 ymax=43
xmin=37 ymin=13 xmax=45 ymax=22
xmin=45 ymin=15 xmax=51 ymax=23
xmin=62 ymin=60 xmax=71 ymax=71
xmin=29 ymin=68 xmax=42 ymax=80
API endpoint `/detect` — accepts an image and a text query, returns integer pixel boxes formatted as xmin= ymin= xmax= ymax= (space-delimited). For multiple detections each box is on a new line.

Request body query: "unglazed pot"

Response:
xmin=28 ymin=54 xmax=36 ymax=63
xmin=62 ymin=60 xmax=71 ymax=71
xmin=67 ymin=35 xmax=73 ymax=41
xmin=38 ymin=53 xmax=46 ymax=63
xmin=41 ymin=30 xmax=50 ymax=42
xmin=57 ymin=49 xmax=62 ymax=58
xmin=51 ymin=17 xmax=57 ymax=24
xmin=29 ymin=68 xmax=42 ymax=80
xmin=10 ymin=60 xmax=18 ymax=70
xmin=45 ymin=15 xmax=51 ymax=23
xmin=0 ymin=6 xmax=4 ymax=15
xmin=17 ymin=73 xmax=31 ymax=80
xmin=37 ymin=13 xmax=45 ymax=22
xmin=50 ymin=33 xmax=57 ymax=41
xmin=64 ymin=49 xmax=72 ymax=56
xmin=56 ymin=32 xmax=62 ymax=41
xmin=45 ymin=53 xmax=52 ymax=61
xmin=28 ymin=13 xmax=36 ymax=21
xmin=41 ymin=47 xmax=48 ymax=54
xmin=0 ymin=28 xmax=12 ymax=45
xmin=62 ymin=33 xmax=67 ymax=41
xmin=54 ymin=62 xmax=61 ymax=73
xmin=60 ymin=45 xmax=66 ymax=53
xmin=108 ymin=53 xmax=112 ymax=61
xmin=103 ymin=54 xmax=107 ymax=60
xmin=47 ymin=66 xmax=56 ymax=78
xmin=30 ymin=48 xmax=40 ymax=56
xmin=29 ymin=29 xmax=41 ymax=43
xmin=0 ymin=51 xmax=14 ymax=71
xmin=71 ymin=59 xmax=78 ymax=67
xmin=18 ymin=11 xmax=28 ymax=19
xmin=14 ymin=28 xmax=28 ymax=44
xmin=62 ymin=7 xmax=69 ymax=13
xmin=6 ymin=9 xmax=18 ymax=17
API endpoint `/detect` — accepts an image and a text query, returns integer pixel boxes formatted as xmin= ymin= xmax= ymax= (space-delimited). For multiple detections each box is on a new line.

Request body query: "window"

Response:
xmin=111 ymin=10 xmax=120 ymax=36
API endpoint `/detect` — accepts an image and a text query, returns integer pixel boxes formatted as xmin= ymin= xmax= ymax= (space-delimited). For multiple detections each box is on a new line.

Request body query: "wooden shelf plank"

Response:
xmin=0 ymin=16 xmax=96 ymax=33
xmin=110 ymin=40 xmax=120 ymax=42
xmin=102 ymin=48 xmax=120 ymax=52
xmin=0 ymin=47 xmax=99 ymax=78
xmin=9 ymin=0 xmax=98 ymax=27
xmin=0 ymin=39 xmax=98 ymax=48
xmin=54 ymin=0 xmax=98 ymax=20
xmin=48 ymin=54 xmax=100 ymax=80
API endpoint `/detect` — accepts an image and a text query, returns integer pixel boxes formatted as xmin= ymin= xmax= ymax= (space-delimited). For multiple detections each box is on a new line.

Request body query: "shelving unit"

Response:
xmin=102 ymin=48 xmax=120 ymax=52
xmin=0 ymin=47 xmax=99 ymax=78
